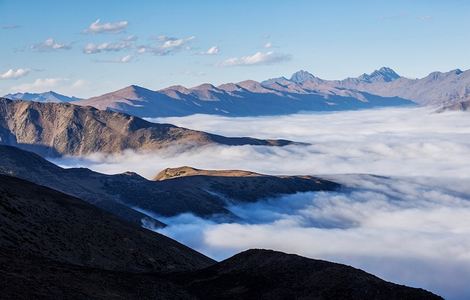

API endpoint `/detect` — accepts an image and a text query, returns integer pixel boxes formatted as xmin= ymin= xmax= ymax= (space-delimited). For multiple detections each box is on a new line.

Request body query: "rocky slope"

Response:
xmin=0 ymin=176 xmax=441 ymax=299
xmin=0 ymin=145 xmax=340 ymax=224
xmin=0 ymin=98 xmax=294 ymax=157
xmin=436 ymin=99 xmax=470 ymax=112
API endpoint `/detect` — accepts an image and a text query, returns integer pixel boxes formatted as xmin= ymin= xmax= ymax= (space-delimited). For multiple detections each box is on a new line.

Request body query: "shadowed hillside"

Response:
xmin=0 ymin=175 xmax=442 ymax=299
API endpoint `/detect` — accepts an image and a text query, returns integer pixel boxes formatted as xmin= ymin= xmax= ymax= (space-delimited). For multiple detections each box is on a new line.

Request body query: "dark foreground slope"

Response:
xmin=0 ymin=98 xmax=293 ymax=157
xmin=0 ymin=175 xmax=441 ymax=299
xmin=0 ymin=146 xmax=339 ymax=224
xmin=0 ymin=175 xmax=213 ymax=273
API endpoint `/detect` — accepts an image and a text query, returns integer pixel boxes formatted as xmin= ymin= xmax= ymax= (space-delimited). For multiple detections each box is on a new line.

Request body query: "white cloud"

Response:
xmin=0 ymin=68 xmax=30 ymax=80
xmin=31 ymin=38 xmax=71 ymax=51
xmin=85 ymin=19 xmax=128 ymax=34
xmin=220 ymin=51 xmax=291 ymax=67
xmin=83 ymin=41 xmax=132 ymax=54
xmin=264 ymin=42 xmax=272 ymax=48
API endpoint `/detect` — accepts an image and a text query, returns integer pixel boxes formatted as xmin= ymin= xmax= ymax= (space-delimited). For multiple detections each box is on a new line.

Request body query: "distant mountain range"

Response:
xmin=73 ymin=67 xmax=470 ymax=116
xmin=74 ymin=69 xmax=413 ymax=117
xmin=4 ymin=91 xmax=81 ymax=103
xmin=0 ymin=98 xmax=294 ymax=157
xmin=5 ymin=67 xmax=469 ymax=117
xmin=0 ymin=172 xmax=442 ymax=299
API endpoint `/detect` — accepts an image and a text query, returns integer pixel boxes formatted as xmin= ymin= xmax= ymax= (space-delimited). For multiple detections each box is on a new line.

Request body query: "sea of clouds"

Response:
xmin=53 ymin=107 xmax=470 ymax=299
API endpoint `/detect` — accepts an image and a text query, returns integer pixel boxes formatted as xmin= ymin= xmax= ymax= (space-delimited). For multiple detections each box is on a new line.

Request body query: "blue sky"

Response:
xmin=1 ymin=0 xmax=469 ymax=97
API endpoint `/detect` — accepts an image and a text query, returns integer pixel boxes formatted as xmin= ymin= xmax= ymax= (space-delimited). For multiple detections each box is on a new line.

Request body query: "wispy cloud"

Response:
xmin=31 ymin=38 xmax=71 ymax=51
xmin=122 ymin=35 xmax=138 ymax=42
xmin=85 ymin=19 xmax=128 ymax=34
xmin=95 ymin=54 xmax=134 ymax=64
xmin=418 ymin=15 xmax=433 ymax=21
xmin=138 ymin=36 xmax=195 ymax=56
xmin=10 ymin=78 xmax=86 ymax=94
xmin=10 ymin=78 xmax=66 ymax=91
xmin=264 ymin=42 xmax=272 ymax=48
xmin=219 ymin=51 xmax=291 ymax=67
xmin=0 ymin=68 xmax=30 ymax=80
xmin=1 ymin=24 xmax=20 ymax=30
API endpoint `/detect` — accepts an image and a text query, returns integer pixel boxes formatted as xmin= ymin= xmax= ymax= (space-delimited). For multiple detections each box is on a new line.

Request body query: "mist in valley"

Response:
xmin=52 ymin=107 xmax=470 ymax=299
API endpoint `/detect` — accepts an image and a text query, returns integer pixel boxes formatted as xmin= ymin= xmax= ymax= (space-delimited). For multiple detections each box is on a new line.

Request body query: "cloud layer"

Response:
xmin=52 ymin=107 xmax=470 ymax=299
xmin=151 ymin=174 xmax=470 ymax=300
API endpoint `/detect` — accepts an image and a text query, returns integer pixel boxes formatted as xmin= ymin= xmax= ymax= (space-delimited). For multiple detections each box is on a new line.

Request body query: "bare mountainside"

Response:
xmin=0 ymin=98 xmax=293 ymax=157
xmin=0 ymin=176 xmax=441 ymax=299
xmin=0 ymin=145 xmax=340 ymax=225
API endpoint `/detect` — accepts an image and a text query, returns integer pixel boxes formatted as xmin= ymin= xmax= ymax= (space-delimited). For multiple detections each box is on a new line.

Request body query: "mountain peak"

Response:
xmin=359 ymin=67 xmax=401 ymax=82
xmin=290 ymin=70 xmax=317 ymax=83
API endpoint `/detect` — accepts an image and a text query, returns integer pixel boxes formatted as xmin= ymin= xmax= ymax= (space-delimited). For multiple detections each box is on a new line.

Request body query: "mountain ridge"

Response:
xmin=0 ymin=145 xmax=340 ymax=224
xmin=74 ymin=70 xmax=413 ymax=118
xmin=0 ymin=98 xmax=295 ymax=157
xmin=8 ymin=67 xmax=469 ymax=116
